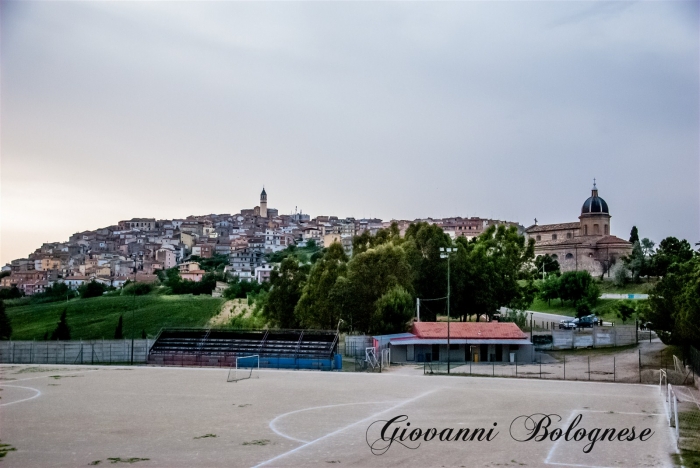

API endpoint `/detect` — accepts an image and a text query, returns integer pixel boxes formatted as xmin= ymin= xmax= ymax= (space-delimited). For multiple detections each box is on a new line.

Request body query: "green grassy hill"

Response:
xmin=6 ymin=295 xmax=224 ymax=341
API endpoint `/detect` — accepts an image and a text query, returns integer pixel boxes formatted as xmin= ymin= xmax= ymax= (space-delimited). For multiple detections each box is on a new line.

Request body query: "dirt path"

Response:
xmin=207 ymin=299 xmax=250 ymax=327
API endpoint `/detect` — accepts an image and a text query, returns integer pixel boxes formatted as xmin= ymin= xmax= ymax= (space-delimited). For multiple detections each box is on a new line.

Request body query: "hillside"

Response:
xmin=5 ymin=295 xmax=224 ymax=341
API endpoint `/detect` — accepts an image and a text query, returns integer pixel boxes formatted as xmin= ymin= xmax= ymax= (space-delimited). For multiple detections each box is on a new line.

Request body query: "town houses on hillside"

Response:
xmin=0 ymin=188 xmax=522 ymax=295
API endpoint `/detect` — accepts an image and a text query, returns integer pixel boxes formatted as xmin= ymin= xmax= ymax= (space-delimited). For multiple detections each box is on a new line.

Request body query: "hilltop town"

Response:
xmin=0 ymin=188 xmax=520 ymax=295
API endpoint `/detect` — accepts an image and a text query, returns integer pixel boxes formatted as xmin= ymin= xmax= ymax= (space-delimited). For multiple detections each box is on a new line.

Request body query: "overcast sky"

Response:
xmin=1 ymin=1 xmax=698 ymax=264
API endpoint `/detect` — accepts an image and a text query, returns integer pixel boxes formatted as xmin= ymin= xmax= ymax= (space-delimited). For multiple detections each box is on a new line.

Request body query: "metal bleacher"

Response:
xmin=147 ymin=328 xmax=339 ymax=369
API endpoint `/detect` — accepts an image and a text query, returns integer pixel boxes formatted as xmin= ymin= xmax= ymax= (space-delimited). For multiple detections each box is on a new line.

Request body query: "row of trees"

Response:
xmin=620 ymin=227 xmax=694 ymax=283
xmin=537 ymin=270 xmax=600 ymax=316
xmin=262 ymin=223 xmax=536 ymax=335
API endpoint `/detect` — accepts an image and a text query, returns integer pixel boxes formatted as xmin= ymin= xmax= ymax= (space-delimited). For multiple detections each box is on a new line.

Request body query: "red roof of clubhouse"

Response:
xmin=411 ymin=322 xmax=527 ymax=340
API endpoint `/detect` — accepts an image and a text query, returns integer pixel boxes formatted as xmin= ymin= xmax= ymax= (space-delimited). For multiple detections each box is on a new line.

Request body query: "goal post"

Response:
xmin=227 ymin=355 xmax=260 ymax=382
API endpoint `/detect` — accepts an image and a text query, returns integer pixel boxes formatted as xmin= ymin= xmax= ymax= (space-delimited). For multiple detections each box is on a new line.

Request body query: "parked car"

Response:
xmin=559 ymin=319 xmax=577 ymax=330
xmin=577 ymin=315 xmax=598 ymax=328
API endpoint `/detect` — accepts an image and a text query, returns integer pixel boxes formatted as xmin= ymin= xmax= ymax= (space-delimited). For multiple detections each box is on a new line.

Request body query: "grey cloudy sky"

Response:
xmin=1 ymin=1 xmax=698 ymax=264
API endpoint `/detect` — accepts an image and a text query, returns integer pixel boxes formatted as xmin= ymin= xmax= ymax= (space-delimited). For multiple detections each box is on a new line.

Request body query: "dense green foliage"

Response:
xmin=263 ymin=257 xmax=310 ymax=329
xmin=79 ymin=280 xmax=108 ymax=299
xmin=5 ymin=295 xmax=223 ymax=340
xmin=0 ymin=301 xmax=12 ymax=340
xmin=645 ymin=254 xmax=700 ymax=347
xmin=0 ymin=287 xmax=23 ymax=300
xmin=50 ymin=309 xmax=71 ymax=340
xmin=114 ymin=315 xmax=124 ymax=339
xmin=223 ymin=278 xmax=267 ymax=300
xmin=536 ymin=270 xmax=599 ymax=317
xmin=533 ymin=254 xmax=560 ymax=277
xmin=262 ymin=222 xmax=535 ymax=334
xmin=157 ymin=267 xmax=224 ymax=295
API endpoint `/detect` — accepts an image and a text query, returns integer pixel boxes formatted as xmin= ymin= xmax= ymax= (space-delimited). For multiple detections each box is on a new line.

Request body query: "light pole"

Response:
xmin=440 ymin=247 xmax=456 ymax=374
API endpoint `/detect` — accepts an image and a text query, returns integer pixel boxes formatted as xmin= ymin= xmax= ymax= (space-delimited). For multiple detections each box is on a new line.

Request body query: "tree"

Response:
xmin=623 ymin=241 xmax=645 ymax=283
xmin=79 ymin=280 xmax=107 ymax=299
xmin=645 ymin=255 xmax=700 ymax=347
xmin=295 ymin=243 xmax=348 ymax=329
xmin=402 ymin=222 xmax=452 ymax=320
xmin=340 ymin=243 xmax=414 ymax=333
xmin=629 ymin=226 xmax=639 ymax=244
xmin=534 ymin=255 xmax=560 ymax=278
xmin=451 ymin=225 xmax=536 ymax=321
xmin=114 ymin=315 xmax=124 ymax=339
xmin=50 ymin=309 xmax=71 ymax=340
xmin=538 ymin=275 xmax=560 ymax=306
xmin=654 ymin=237 xmax=694 ymax=277
xmin=263 ymin=257 xmax=309 ymax=328
xmin=616 ymin=301 xmax=636 ymax=324
xmin=558 ymin=271 xmax=599 ymax=310
xmin=370 ymin=285 xmax=414 ymax=335
xmin=0 ymin=301 xmax=12 ymax=340
xmin=0 ymin=286 xmax=23 ymax=300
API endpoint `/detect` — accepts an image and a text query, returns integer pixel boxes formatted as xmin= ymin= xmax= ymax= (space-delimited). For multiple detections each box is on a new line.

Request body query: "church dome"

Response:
xmin=581 ymin=182 xmax=609 ymax=214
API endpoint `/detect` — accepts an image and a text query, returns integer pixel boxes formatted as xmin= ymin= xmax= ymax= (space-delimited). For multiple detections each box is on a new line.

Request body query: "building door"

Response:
xmin=407 ymin=345 xmax=415 ymax=361
xmin=465 ymin=345 xmax=471 ymax=361
xmin=480 ymin=344 xmax=488 ymax=362
xmin=432 ymin=344 xmax=440 ymax=361
xmin=495 ymin=344 xmax=503 ymax=362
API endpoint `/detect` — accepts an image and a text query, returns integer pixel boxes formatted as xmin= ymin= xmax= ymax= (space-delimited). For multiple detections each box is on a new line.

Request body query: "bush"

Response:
xmin=500 ymin=309 xmax=528 ymax=329
xmin=122 ymin=282 xmax=154 ymax=296
xmin=79 ymin=281 xmax=107 ymax=299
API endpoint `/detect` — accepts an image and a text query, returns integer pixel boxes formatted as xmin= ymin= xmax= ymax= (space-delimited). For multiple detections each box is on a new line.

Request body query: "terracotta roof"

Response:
xmin=411 ymin=322 xmax=527 ymax=340
xmin=594 ymin=235 xmax=631 ymax=246
xmin=525 ymin=222 xmax=580 ymax=233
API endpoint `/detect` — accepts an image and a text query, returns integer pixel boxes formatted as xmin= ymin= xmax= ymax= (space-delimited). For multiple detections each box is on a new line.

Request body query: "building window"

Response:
xmin=604 ymin=225 xmax=609 ymax=235
xmin=536 ymin=235 xmax=541 ymax=241
xmin=567 ymin=233 xmax=572 ymax=239
xmin=552 ymin=234 xmax=557 ymax=240
xmin=566 ymin=253 xmax=573 ymax=259
xmin=584 ymin=225 xmax=588 ymax=235
xmin=594 ymin=224 xmax=599 ymax=235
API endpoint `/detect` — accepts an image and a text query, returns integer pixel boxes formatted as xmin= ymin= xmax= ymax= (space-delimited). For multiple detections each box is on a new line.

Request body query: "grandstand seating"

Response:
xmin=147 ymin=328 xmax=339 ymax=368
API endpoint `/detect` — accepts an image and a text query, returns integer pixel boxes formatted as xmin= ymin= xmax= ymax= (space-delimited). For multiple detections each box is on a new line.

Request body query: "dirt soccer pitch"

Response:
xmin=0 ymin=364 xmax=677 ymax=467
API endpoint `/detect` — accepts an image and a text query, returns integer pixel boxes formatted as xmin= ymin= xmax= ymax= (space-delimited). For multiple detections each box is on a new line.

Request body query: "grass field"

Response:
xmin=5 ymin=295 xmax=224 ymax=340
xmin=528 ymin=298 xmax=631 ymax=323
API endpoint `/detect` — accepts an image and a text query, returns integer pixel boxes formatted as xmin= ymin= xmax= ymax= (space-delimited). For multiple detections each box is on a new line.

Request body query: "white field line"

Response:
xmin=269 ymin=401 xmax=400 ymax=443
xmin=251 ymin=390 xmax=436 ymax=468
xmin=0 ymin=385 xmax=41 ymax=407
xmin=544 ymin=410 xmax=578 ymax=466
xmin=1 ymin=369 xmax=102 ymax=383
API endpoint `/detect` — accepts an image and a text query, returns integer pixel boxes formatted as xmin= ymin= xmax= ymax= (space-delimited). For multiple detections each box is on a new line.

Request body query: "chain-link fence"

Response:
xmin=424 ymin=349 xmax=695 ymax=385
xmin=665 ymin=382 xmax=700 ymax=453
xmin=0 ymin=340 xmax=153 ymax=364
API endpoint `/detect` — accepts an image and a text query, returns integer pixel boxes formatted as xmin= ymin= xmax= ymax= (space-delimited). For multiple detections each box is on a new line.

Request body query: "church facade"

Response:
xmin=524 ymin=183 xmax=632 ymax=278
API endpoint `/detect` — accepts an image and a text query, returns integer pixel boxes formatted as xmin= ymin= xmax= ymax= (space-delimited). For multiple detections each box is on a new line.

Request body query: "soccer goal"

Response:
xmin=227 ymin=355 xmax=260 ymax=382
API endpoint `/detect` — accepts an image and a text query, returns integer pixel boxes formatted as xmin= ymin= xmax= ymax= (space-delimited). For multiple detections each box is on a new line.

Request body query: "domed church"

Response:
xmin=524 ymin=181 xmax=632 ymax=277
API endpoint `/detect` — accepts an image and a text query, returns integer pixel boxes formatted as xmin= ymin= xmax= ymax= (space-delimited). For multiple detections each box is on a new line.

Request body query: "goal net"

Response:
xmin=227 ymin=355 xmax=260 ymax=382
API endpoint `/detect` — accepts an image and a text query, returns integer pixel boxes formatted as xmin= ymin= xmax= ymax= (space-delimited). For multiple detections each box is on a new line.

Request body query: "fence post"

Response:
xmin=614 ymin=356 xmax=616 ymax=382
xmin=539 ymin=356 xmax=542 ymax=379
xmin=515 ymin=357 xmax=517 ymax=377
xmin=588 ymin=356 xmax=590 ymax=381
xmin=492 ymin=360 xmax=494 ymax=377
xmin=639 ymin=350 xmax=641 ymax=383
xmin=564 ymin=355 xmax=566 ymax=380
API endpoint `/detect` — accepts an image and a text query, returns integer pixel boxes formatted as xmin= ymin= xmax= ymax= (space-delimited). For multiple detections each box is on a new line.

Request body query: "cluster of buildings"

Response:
xmin=1 ymin=182 xmax=628 ymax=296
xmin=0 ymin=188 xmax=520 ymax=296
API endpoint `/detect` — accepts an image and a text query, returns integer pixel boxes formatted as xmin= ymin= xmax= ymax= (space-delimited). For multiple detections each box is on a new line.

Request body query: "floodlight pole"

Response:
xmin=131 ymin=283 xmax=135 ymax=365
xmin=440 ymin=247 xmax=456 ymax=374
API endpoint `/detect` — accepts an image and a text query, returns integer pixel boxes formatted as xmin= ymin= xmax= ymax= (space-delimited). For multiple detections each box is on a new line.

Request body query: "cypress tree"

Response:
xmin=50 ymin=309 xmax=71 ymax=341
xmin=114 ymin=315 xmax=124 ymax=340
xmin=629 ymin=226 xmax=639 ymax=244
xmin=0 ymin=300 xmax=12 ymax=340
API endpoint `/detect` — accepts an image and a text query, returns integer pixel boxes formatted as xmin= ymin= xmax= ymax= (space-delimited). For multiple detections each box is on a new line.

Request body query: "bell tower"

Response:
xmin=260 ymin=187 xmax=267 ymax=218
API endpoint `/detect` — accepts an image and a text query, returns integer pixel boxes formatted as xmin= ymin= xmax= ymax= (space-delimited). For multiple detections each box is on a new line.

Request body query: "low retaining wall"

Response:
xmin=552 ymin=325 xmax=637 ymax=349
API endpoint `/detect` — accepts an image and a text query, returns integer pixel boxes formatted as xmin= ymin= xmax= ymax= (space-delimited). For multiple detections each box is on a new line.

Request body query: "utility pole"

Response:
xmin=416 ymin=298 xmax=420 ymax=322
xmin=440 ymin=247 xmax=456 ymax=374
